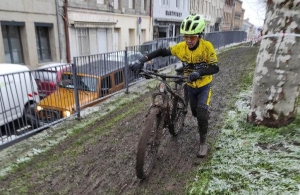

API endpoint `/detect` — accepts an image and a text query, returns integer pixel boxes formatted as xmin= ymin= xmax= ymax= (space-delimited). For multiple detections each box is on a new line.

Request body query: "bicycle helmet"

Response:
xmin=180 ymin=14 xmax=205 ymax=35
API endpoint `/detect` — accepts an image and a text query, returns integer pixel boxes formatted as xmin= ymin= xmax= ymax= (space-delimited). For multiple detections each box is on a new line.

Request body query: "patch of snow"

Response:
xmin=191 ymin=88 xmax=300 ymax=194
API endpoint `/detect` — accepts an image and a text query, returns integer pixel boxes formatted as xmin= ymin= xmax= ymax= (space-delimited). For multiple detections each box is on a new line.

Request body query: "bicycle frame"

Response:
xmin=142 ymin=70 xmax=187 ymax=129
xmin=141 ymin=62 xmax=189 ymax=114
xmin=135 ymin=69 xmax=188 ymax=179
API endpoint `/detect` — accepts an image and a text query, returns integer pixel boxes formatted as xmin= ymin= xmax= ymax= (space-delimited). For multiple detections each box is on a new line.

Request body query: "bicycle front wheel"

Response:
xmin=136 ymin=107 xmax=162 ymax=179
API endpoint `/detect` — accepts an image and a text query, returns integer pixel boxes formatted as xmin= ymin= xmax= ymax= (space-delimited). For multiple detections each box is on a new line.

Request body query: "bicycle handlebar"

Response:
xmin=139 ymin=69 xmax=187 ymax=81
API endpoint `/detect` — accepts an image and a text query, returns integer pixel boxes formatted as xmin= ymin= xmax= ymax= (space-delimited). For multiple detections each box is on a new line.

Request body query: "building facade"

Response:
xmin=62 ymin=0 xmax=152 ymax=62
xmin=190 ymin=0 xmax=224 ymax=33
xmin=222 ymin=0 xmax=244 ymax=31
xmin=232 ymin=0 xmax=244 ymax=30
xmin=152 ymin=0 xmax=190 ymax=39
xmin=0 ymin=0 xmax=152 ymax=68
xmin=0 ymin=0 xmax=60 ymax=68
xmin=222 ymin=0 xmax=234 ymax=31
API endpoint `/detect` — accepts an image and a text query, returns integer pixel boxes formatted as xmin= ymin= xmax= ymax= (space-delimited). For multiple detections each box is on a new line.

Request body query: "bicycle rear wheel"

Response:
xmin=136 ymin=107 xmax=162 ymax=179
xmin=169 ymin=84 xmax=188 ymax=136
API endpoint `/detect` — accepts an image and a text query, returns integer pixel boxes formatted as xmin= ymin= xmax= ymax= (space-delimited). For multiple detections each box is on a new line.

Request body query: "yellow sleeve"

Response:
xmin=206 ymin=41 xmax=218 ymax=64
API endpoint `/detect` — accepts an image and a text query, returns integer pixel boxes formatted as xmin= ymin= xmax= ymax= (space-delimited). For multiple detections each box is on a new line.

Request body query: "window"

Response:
xmin=78 ymin=28 xmax=90 ymax=55
xmin=206 ymin=1 xmax=209 ymax=15
xmin=144 ymin=0 xmax=147 ymax=10
xmin=129 ymin=0 xmax=135 ymax=9
xmin=161 ymin=0 xmax=169 ymax=6
xmin=101 ymin=76 xmax=112 ymax=97
xmin=114 ymin=0 xmax=120 ymax=9
xmin=78 ymin=76 xmax=97 ymax=92
xmin=114 ymin=70 xmax=123 ymax=86
xmin=176 ymin=0 xmax=180 ymax=8
xmin=1 ymin=23 xmax=24 ymax=64
xmin=60 ymin=75 xmax=97 ymax=92
xmin=35 ymin=25 xmax=52 ymax=62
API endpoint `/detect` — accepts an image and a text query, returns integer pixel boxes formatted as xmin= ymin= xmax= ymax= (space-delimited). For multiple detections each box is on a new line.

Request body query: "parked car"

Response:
xmin=26 ymin=63 xmax=125 ymax=126
xmin=0 ymin=64 xmax=40 ymax=127
xmin=33 ymin=63 xmax=71 ymax=99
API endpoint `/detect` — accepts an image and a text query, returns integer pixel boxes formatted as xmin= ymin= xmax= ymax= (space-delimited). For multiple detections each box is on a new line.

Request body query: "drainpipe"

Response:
xmin=55 ymin=0 xmax=62 ymax=62
xmin=63 ymin=0 xmax=71 ymax=63
xmin=150 ymin=0 xmax=152 ymax=18
xmin=149 ymin=0 xmax=153 ymax=40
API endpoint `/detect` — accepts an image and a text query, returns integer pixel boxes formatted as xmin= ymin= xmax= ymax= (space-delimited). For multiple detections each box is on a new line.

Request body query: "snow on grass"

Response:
xmin=188 ymin=89 xmax=300 ymax=195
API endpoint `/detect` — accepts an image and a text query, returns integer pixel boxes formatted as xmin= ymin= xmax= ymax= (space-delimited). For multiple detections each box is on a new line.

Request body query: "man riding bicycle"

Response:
xmin=130 ymin=14 xmax=219 ymax=158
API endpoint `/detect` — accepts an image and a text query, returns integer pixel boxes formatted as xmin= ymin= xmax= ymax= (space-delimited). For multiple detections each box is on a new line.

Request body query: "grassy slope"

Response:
xmin=187 ymin=48 xmax=300 ymax=194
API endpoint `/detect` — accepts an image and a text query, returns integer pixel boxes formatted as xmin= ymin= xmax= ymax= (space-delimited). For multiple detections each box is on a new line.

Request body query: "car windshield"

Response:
xmin=60 ymin=74 xmax=97 ymax=92
xmin=33 ymin=71 xmax=57 ymax=82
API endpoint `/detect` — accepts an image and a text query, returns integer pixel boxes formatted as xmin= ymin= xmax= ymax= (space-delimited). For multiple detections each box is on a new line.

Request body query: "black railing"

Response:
xmin=0 ymin=30 xmax=247 ymax=148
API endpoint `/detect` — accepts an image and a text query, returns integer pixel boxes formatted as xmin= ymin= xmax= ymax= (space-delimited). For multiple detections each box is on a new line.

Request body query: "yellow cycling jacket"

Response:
xmin=169 ymin=39 xmax=218 ymax=88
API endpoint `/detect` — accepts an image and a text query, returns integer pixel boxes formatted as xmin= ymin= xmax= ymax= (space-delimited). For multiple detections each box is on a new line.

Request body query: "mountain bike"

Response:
xmin=135 ymin=66 xmax=188 ymax=179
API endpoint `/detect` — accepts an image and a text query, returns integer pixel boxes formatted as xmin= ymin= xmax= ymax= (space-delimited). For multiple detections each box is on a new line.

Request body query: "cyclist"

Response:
xmin=130 ymin=14 xmax=219 ymax=158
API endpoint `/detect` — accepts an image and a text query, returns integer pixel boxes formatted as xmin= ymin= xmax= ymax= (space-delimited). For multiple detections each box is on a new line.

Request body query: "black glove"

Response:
xmin=129 ymin=56 xmax=148 ymax=73
xmin=188 ymin=71 xmax=201 ymax=82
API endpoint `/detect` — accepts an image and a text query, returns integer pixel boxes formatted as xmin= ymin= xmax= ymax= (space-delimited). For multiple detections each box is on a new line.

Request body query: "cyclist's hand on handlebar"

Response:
xmin=188 ymin=71 xmax=201 ymax=82
xmin=129 ymin=60 xmax=143 ymax=73
xmin=129 ymin=56 xmax=148 ymax=73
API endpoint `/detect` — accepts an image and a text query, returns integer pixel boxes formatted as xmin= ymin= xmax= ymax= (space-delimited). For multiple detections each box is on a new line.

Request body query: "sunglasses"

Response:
xmin=183 ymin=35 xmax=199 ymax=41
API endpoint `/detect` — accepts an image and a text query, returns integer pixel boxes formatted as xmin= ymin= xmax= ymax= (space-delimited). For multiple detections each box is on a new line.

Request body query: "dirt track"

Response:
xmin=0 ymin=46 xmax=259 ymax=195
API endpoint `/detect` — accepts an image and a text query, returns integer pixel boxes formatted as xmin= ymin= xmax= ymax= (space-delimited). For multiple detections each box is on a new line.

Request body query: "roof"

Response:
xmin=0 ymin=63 xmax=29 ymax=75
xmin=67 ymin=60 xmax=125 ymax=77
xmin=35 ymin=63 xmax=71 ymax=72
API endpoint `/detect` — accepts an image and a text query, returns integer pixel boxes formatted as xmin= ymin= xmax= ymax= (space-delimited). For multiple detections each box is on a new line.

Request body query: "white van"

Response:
xmin=0 ymin=64 xmax=40 ymax=127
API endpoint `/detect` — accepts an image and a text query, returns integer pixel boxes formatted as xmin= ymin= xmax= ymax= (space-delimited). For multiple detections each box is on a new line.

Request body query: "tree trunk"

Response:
xmin=247 ymin=0 xmax=300 ymax=127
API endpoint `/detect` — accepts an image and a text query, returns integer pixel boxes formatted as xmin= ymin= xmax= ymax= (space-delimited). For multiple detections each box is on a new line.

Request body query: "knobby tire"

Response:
xmin=136 ymin=107 xmax=162 ymax=179
xmin=169 ymin=84 xmax=188 ymax=136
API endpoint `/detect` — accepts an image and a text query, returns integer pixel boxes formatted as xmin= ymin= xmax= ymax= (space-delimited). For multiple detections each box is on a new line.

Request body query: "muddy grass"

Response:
xmin=0 ymin=46 xmax=259 ymax=195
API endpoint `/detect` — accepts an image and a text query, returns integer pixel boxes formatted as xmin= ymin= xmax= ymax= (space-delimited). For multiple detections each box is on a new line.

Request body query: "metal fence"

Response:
xmin=205 ymin=30 xmax=248 ymax=50
xmin=0 ymin=30 xmax=247 ymax=148
xmin=0 ymin=68 xmax=40 ymax=144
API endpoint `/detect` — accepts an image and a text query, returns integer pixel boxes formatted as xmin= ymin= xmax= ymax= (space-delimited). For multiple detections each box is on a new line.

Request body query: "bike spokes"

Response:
xmin=168 ymin=85 xmax=187 ymax=136
xmin=169 ymin=101 xmax=186 ymax=136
